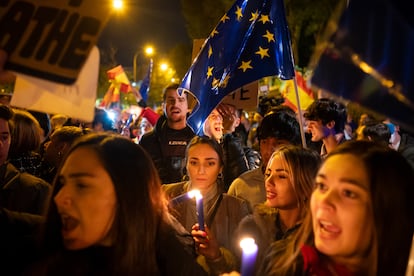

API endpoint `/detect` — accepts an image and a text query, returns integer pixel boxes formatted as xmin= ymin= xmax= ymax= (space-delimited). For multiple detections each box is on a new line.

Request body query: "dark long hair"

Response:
xmin=42 ymin=132 xmax=169 ymax=275
xmin=329 ymin=140 xmax=414 ymax=275
xmin=265 ymin=140 xmax=414 ymax=275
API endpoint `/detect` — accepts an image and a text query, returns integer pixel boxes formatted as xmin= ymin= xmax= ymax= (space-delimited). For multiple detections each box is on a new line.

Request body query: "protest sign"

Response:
xmin=0 ymin=0 xmax=111 ymax=84
xmin=11 ymin=46 xmax=99 ymax=122
xmin=221 ymin=82 xmax=258 ymax=111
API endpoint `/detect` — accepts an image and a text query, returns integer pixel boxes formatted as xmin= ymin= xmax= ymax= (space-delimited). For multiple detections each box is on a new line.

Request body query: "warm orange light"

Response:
xmin=145 ymin=46 xmax=154 ymax=57
xmin=160 ymin=63 xmax=168 ymax=71
xmin=113 ymin=0 xmax=123 ymax=10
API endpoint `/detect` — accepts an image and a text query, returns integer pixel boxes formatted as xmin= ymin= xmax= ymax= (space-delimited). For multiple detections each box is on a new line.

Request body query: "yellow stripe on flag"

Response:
xmin=281 ymin=71 xmax=314 ymax=112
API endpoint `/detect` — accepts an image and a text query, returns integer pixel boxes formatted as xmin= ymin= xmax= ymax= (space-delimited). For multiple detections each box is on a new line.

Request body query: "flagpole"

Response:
xmin=292 ymin=72 xmax=307 ymax=148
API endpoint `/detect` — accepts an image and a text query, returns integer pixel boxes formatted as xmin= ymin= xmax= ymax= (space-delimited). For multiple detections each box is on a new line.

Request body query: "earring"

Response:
xmin=217 ymin=172 xmax=223 ymax=179
xmin=58 ymin=151 xmax=62 ymax=157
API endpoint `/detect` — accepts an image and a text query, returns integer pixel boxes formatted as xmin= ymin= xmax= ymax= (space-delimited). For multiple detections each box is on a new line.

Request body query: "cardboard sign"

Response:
xmin=11 ymin=46 xmax=99 ymax=122
xmin=221 ymin=81 xmax=258 ymax=111
xmin=0 ymin=0 xmax=111 ymax=84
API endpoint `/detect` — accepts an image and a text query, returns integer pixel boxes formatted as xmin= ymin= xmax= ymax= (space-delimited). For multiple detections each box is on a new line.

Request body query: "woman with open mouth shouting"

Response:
xmin=28 ymin=132 xmax=206 ymax=275
xmin=259 ymin=140 xmax=414 ymax=275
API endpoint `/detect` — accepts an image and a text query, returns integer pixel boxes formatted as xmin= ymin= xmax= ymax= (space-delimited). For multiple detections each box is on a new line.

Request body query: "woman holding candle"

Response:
xmin=27 ymin=133 xmax=207 ymax=275
xmin=163 ymin=136 xmax=251 ymax=275
xmin=258 ymin=140 xmax=414 ymax=275
xmin=235 ymin=145 xmax=322 ymax=273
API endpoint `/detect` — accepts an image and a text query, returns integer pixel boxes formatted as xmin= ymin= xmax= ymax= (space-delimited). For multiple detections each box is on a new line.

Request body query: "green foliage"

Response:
xmin=285 ymin=0 xmax=341 ymax=67
xmin=179 ymin=0 xmax=341 ymax=67
xmin=180 ymin=0 xmax=234 ymax=38
xmin=97 ymin=64 xmax=112 ymax=101
xmin=167 ymin=42 xmax=193 ymax=80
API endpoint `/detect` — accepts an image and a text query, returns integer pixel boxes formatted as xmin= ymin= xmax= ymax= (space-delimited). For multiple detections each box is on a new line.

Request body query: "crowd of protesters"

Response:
xmin=1 ymin=74 xmax=414 ymax=275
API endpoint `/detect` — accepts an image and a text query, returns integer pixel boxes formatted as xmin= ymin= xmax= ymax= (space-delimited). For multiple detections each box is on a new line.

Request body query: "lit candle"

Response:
xmin=194 ymin=190 xmax=205 ymax=231
xmin=240 ymin=237 xmax=258 ymax=276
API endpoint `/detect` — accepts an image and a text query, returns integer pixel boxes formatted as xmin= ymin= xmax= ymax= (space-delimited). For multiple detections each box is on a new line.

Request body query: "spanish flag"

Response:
xmin=281 ymin=71 xmax=314 ymax=112
xmin=100 ymin=65 xmax=132 ymax=108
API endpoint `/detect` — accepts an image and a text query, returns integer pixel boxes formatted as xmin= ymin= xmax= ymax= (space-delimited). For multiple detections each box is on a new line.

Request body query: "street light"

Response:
xmin=112 ymin=0 xmax=123 ymax=10
xmin=133 ymin=46 xmax=154 ymax=82
xmin=160 ymin=62 xmax=169 ymax=72
xmin=145 ymin=46 xmax=154 ymax=56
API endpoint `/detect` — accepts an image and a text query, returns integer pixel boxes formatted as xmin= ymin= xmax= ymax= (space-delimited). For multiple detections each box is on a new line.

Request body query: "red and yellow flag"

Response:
xmin=100 ymin=65 xmax=132 ymax=109
xmin=281 ymin=71 xmax=314 ymax=112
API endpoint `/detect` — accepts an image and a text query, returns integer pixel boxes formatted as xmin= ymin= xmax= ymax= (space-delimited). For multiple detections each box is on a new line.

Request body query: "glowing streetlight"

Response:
xmin=133 ymin=46 xmax=155 ymax=82
xmin=145 ymin=46 xmax=154 ymax=56
xmin=160 ymin=62 xmax=169 ymax=72
xmin=112 ymin=0 xmax=123 ymax=10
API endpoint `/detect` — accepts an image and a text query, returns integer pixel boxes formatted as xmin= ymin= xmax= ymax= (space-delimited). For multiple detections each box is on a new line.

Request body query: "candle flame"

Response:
xmin=188 ymin=189 xmax=202 ymax=199
xmin=240 ymin=237 xmax=258 ymax=253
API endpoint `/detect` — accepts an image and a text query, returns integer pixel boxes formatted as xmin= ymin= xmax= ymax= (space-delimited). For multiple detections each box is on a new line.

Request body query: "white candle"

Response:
xmin=240 ymin=237 xmax=258 ymax=276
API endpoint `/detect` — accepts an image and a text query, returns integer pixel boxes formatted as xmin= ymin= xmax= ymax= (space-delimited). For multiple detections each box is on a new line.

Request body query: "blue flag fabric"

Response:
xmin=311 ymin=0 xmax=414 ymax=133
xmin=178 ymin=0 xmax=295 ymax=134
xmin=139 ymin=59 xmax=153 ymax=103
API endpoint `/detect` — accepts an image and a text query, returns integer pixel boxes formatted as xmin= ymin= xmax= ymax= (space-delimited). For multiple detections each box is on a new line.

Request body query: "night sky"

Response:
xmin=98 ymin=0 xmax=190 ymax=67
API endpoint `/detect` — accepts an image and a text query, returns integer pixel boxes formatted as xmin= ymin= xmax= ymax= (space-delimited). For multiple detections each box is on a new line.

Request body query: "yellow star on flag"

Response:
xmin=255 ymin=46 xmax=270 ymax=59
xmin=210 ymin=29 xmax=219 ymax=38
xmin=208 ymin=46 xmax=213 ymax=58
xmin=259 ymin=14 xmax=270 ymax=24
xmin=212 ymin=77 xmax=220 ymax=88
xmin=220 ymin=14 xmax=230 ymax=23
xmin=220 ymin=74 xmax=231 ymax=88
xmin=206 ymin=66 xmax=214 ymax=78
xmin=238 ymin=60 xmax=253 ymax=72
xmin=235 ymin=6 xmax=243 ymax=21
xmin=263 ymin=30 xmax=275 ymax=42
xmin=249 ymin=10 xmax=259 ymax=22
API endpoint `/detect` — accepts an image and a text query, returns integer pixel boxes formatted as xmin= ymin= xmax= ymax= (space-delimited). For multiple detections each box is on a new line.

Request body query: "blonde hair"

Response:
xmin=265 ymin=141 xmax=414 ymax=275
xmin=267 ymin=145 xmax=322 ymax=218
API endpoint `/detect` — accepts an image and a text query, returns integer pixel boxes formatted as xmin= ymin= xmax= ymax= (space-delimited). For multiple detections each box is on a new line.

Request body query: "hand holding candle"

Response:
xmin=240 ymin=237 xmax=258 ymax=276
xmin=171 ymin=189 xmax=205 ymax=231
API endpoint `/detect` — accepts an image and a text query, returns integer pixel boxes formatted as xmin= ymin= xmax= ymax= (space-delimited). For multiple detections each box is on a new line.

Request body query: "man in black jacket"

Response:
xmin=139 ymin=83 xmax=195 ymax=184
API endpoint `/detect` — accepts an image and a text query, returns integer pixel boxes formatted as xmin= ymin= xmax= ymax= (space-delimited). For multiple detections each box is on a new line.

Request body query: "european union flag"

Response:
xmin=139 ymin=59 xmax=153 ymax=103
xmin=311 ymin=0 xmax=414 ymax=134
xmin=178 ymin=0 xmax=295 ymax=134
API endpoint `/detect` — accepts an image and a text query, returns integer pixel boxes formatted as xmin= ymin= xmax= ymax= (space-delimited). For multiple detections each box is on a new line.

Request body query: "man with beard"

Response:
xmin=140 ymin=83 xmax=195 ymax=184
